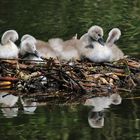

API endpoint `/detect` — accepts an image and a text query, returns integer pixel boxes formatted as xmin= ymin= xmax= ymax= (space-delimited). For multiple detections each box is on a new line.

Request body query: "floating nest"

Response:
xmin=0 ymin=57 xmax=140 ymax=103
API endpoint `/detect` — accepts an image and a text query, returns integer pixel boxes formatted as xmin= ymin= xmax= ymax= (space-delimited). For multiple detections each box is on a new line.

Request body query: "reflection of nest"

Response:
xmin=0 ymin=57 xmax=140 ymax=103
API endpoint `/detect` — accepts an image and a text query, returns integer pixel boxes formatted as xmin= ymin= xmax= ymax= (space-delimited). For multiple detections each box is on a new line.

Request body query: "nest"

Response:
xmin=0 ymin=57 xmax=140 ymax=103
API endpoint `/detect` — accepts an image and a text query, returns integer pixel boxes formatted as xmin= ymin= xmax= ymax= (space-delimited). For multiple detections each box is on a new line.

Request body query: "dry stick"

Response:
xmin=19 ymin=67 xmax=85 ymax=94
xmin=103 ymin=62 xmax=124 ymax=67
xmin=125 ymin=96 xmax=140 ymax=100
xmin=45 ymin=68 xmax=86 ymax=93
xmin=47 ymin=75 xmax=64 ymax=83
xmin=0 ymin=77 xmax=18 ymax=81
xmin=0 ymin=89 xmax=17 ymax=93
xmin=0 ymin=58 xmax=46 ymax=62
xmin=60 ymin=70 xmax=86 ymax=93
xmin=1 ymin=58 xmax=140 ymax=94
xmin=1 ymin=64 xmax=17 ymax=74
xmin=117 ymin=88 xmax=132 ymax=92
xmin=104 ymin=62 xmax=140 ymax=73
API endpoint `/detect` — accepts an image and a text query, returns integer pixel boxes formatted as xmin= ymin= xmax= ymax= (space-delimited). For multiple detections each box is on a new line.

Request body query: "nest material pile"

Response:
xmin=0 ymin=58 xmax=140 ymax=103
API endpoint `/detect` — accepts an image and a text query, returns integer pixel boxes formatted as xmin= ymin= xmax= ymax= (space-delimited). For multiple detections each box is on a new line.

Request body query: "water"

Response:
xmin=0 ymin=93 xmax=140 ymax=140
xmin=0 ymin=0 xmax=140 ymax=139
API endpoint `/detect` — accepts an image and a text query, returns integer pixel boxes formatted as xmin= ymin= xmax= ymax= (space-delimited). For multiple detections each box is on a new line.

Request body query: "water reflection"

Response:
xmin=0 ymin=91 xmax=140 ymax=139
xmin=0 ymin=0 xmax=139 ymax=139
xmin=0 ymin=92 xmax=37 ymax=118
xmin=0 ymin=92 xmax=19 ymax=118
xmin=21 ymin=98 xmax=37 ymax=114
xmin=85 ymin=93 xmax=122 ymax=128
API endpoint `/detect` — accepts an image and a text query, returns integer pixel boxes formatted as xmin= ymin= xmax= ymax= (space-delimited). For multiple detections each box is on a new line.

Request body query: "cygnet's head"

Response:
xmin=20 ymin=38 xmax=38 ymax=56
xmin=21 ymin=34 xmax=37 ymax=44
xmin=25 ymin=41 xmax=37 ymax=53
xmin=88 ymin=25 xmax=104 ymax=45
xmin=1 ymin=30 xmax=19 ymax=45
xmin=106 ymin=28 xmax=121 ymax=45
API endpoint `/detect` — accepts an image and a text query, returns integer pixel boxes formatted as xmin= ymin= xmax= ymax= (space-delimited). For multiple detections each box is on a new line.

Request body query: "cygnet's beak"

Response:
xmin=98 ymin=37 xmax=105 ymax=46
xmin=34 ymin=50 xmax=40 ymax=57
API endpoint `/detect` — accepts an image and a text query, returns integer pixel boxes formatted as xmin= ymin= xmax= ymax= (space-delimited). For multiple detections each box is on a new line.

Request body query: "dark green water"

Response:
xmin=0 ymin=0 xmax=140 ymax=57
xmin=0 ymin=95 xmax=140 ymax=140
xmin=0 ymin=0 xmax=140 ymax=139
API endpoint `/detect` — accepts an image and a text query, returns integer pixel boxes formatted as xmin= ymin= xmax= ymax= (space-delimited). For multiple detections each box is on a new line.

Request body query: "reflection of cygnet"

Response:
xmin=85 ymin=96 xmax=110 ymax=111
xmin=21 ymin=98 xmax=37 ymax=114
xmin=85 ymin=93 xmax=122 ymax=111
xmin=88 ymin=110 xmax=104 ymax=128
xmin=0 ymin=92 xmax=19 ymax=118
xmin=85 ymin=94 xmax=122 ymax=128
